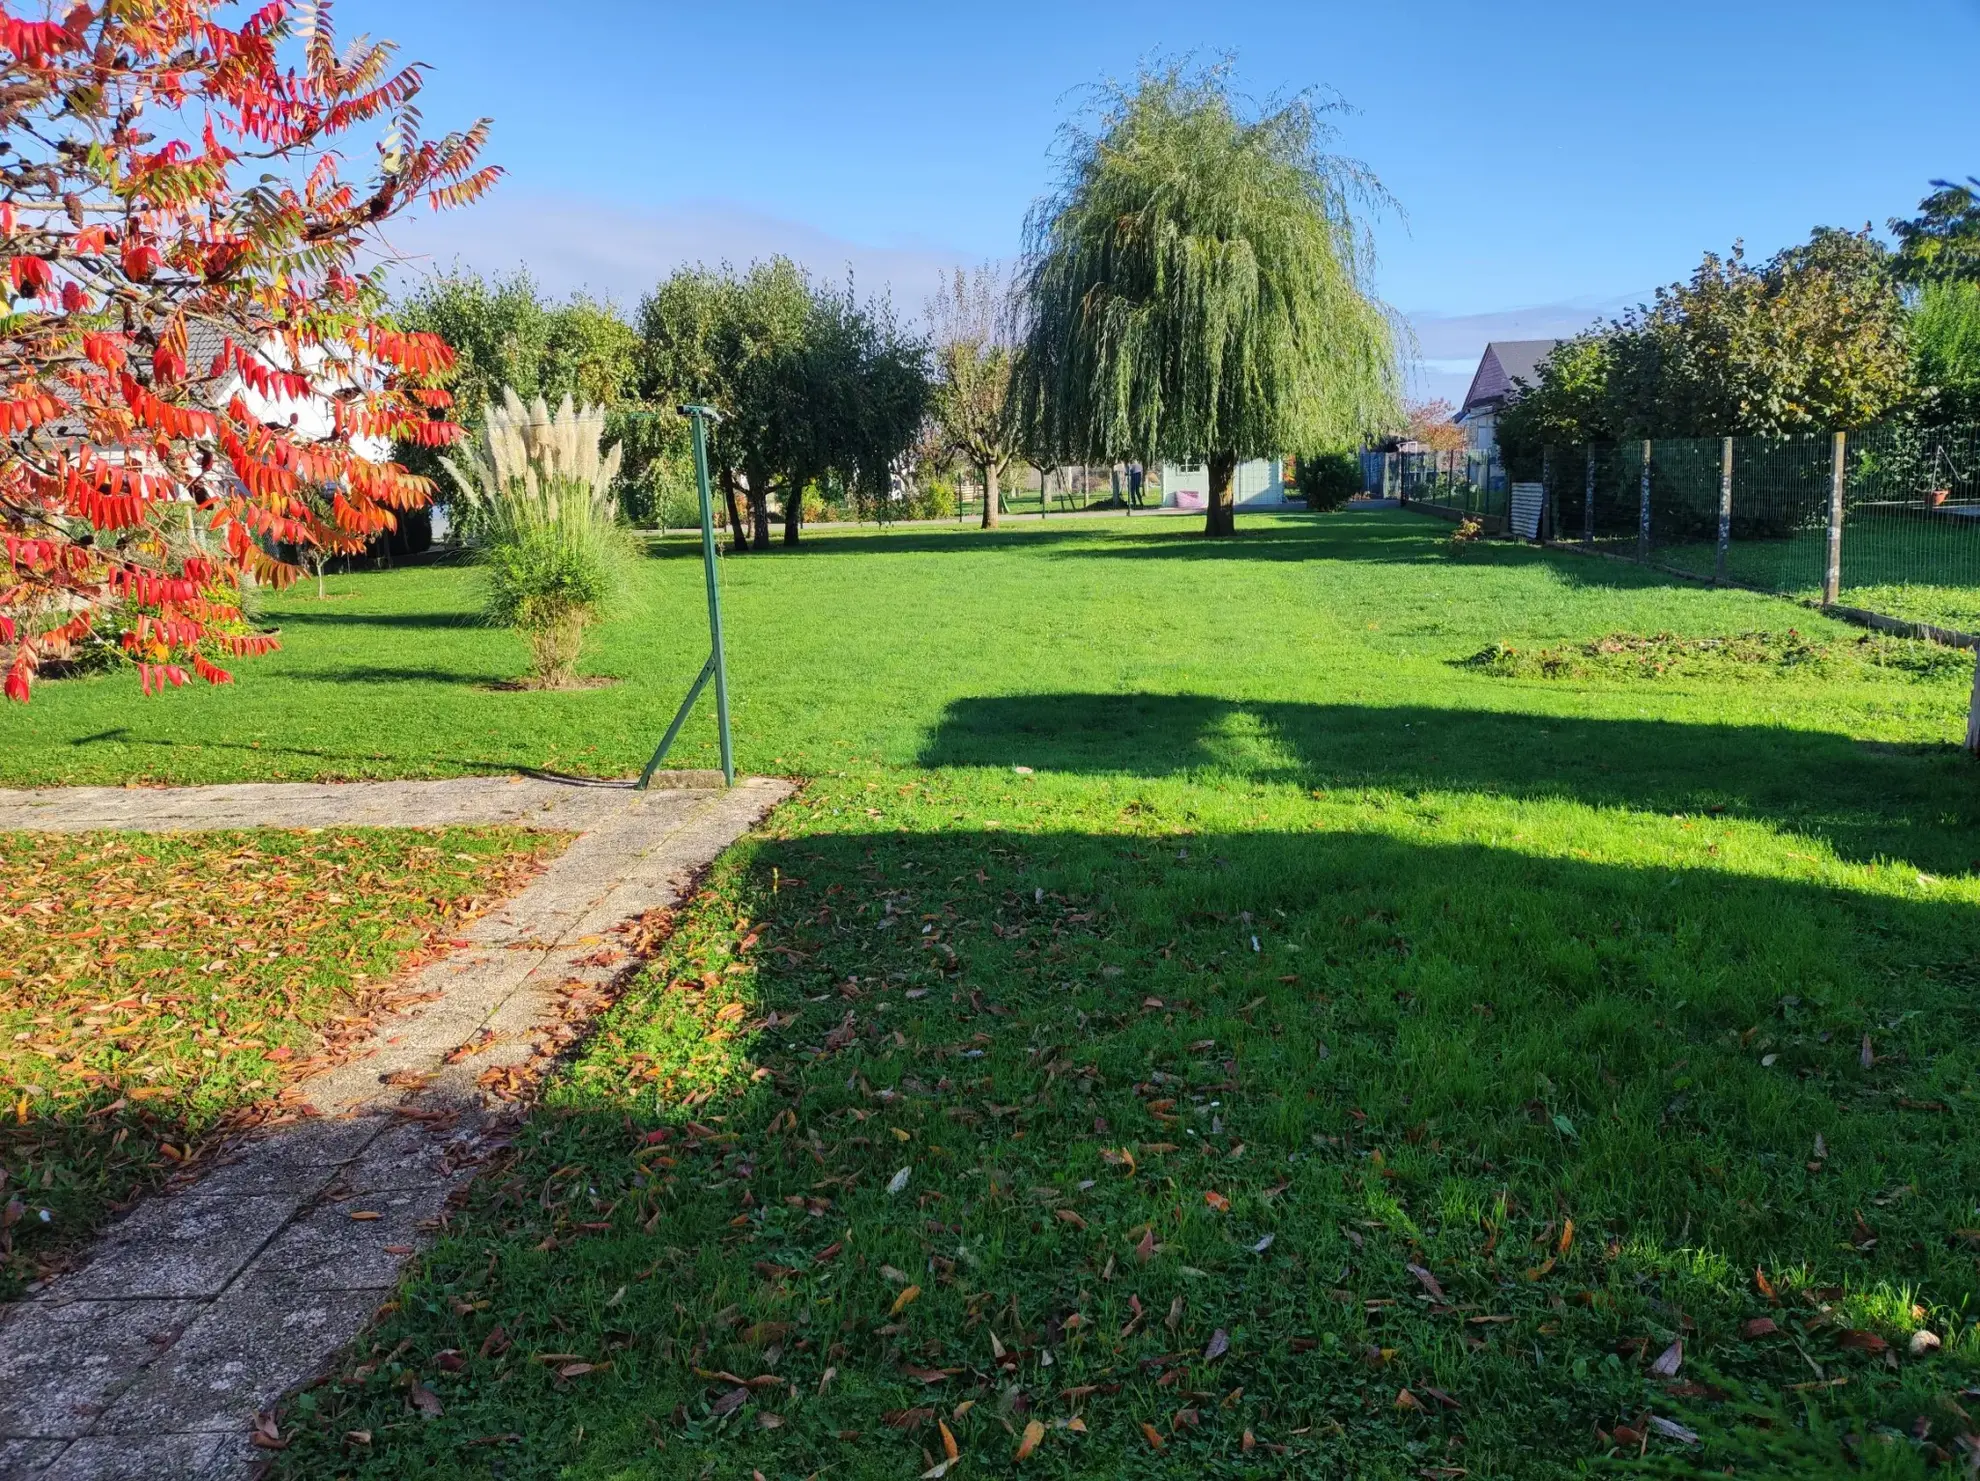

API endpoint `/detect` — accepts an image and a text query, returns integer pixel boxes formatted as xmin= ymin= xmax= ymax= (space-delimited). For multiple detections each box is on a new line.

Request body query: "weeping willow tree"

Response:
xmin=1014 ymin=62 xmax=1401 ymax=536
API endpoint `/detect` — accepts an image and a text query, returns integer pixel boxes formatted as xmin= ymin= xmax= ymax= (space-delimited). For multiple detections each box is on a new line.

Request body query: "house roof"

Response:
xmin=1458 ymin=339 xmax=1561 ymax=418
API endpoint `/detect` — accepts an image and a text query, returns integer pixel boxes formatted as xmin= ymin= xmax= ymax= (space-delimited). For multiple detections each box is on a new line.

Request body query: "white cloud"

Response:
xmin=368 ymin=192 xmax=985 ymax=312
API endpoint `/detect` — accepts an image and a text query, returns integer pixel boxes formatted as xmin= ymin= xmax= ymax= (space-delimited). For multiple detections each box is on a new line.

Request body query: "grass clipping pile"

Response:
xmin=0 ymin=826 xmax=565 ymax=1295
xmin=1461 ymin=629 xmax=1973 ymax=683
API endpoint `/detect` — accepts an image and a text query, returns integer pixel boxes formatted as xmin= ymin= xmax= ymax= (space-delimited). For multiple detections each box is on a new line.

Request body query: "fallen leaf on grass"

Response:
xmin=1755 ymin=1266 xmax=1779 ymax=1301
xmin=1396 ymin=1388 xmax=1423 ymax=1411
xmin=1836 ymin=1330 xmax=1889 ymax=1353
xmin=1204 ymin=1190 xmax=1229 ymax=1211
xmin=1136 ymin=1228 xmax=1156 ymax=1263
xmin=890 ymin=1285 xmax=922 ymax=1317
xmin=1406 ymin=1263 xmax=1445 ymax=1300
xmin=1250 ymin=1233 xmax=1274 ymax=1253
xmin=1649 ymin=1339 xmax=1684 ymax=1377
xmin=409 ymin=1383 xmax=443 ymax=1419
xmin=901 ymin=1365 xmax=951 ymax=1384
xmin=1055 ymin=1208 xmax=1088 ymax=1229
xmin=1741 ymin=1317 xmax=1779 ymax=1338
xmin=1140 ymin=1422 xmax=1166 ymax=1450
xmin=938 ymin=1419 xmax=959 ymax=1460
xmin=711 ymin=1387 xmax=749 ymax=1418
xmin=888 ymin=1167 xmax=912 ymax=1194
xmin=1015 ymin=1418 xmax=1044 ymax=1460
xmin=1647 ymin=1415 xmax=1699 ymax=1445
xmin=1204 ymin=1328 xmax=1230 ymax=1360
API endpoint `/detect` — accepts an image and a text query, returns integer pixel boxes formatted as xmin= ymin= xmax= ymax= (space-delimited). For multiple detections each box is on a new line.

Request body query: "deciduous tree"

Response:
xmin=0 ymin=0 xmax=495 ymax=700
xmin=928 ymin=266 xmax=1016 ymax=530
xmin=1013 ymin=62 xmax=1399 ymax=536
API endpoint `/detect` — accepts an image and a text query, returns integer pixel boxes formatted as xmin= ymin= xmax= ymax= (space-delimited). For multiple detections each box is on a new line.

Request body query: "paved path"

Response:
xmin=0 ymin=774 xmax=791 ymax=1481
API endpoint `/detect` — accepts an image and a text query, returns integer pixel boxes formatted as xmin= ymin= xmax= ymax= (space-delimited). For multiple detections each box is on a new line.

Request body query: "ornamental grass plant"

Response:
xmin=444 ymin=387 xmax=635 ymax=687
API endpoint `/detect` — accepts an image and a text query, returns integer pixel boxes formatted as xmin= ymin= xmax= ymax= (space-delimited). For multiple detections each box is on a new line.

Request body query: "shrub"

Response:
xmin=444 ymin=389 xmax=635 ymax=687
xmin=1296 ymin=450 xmax=1362 ymax=510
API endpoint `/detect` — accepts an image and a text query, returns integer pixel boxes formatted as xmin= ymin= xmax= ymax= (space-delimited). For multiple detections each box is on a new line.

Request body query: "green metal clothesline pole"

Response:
xmin=638 ymin=404 xmax=734 ymax=789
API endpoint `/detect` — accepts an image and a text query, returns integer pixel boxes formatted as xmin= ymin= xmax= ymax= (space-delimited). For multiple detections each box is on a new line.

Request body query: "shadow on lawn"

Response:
xmin=918 ymin=692 xmax=1980 ymax=874
xmin=262 ymin=818 xmax=1980 ymax=1475
xmin=270 ymin=610 xmax=480 ymax=629
xmin=66 ymin=727 xmax=520 ymax=775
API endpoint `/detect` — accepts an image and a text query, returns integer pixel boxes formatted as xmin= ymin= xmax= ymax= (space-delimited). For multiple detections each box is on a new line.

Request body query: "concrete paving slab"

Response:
xmin=97 ymin=1282 xmax=387 ymax=1436
xmin=0 ymin=1441 xmax=68 ymax=1481
xmin=55 ymin=1196 xmax=298 ymax=1302
xmin=35 ymin=1432 xmax=223 ymax=1481
xmin=0 ymin=1300 xmax=198 ymax=1439
xmin=249 ymin=1186 xmax=455 ymax=1295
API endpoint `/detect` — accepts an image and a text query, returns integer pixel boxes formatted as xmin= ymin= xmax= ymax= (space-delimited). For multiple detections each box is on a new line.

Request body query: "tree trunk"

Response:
xmin=746 ymin=468 xmax=771 ymax=551
xmin=720 ymin=467 xmax=746 ymax=555
xmin=981 ymin=461 xmax=999 ymax=530
xmin=1205 ymin=452 xmax=1237 ymax=537
xmin=783 ymin=473 xmax=803 ymax=546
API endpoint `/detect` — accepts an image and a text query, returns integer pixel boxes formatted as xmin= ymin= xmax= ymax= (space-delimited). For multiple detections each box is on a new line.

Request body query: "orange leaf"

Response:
xmin=938 ymin=1419 xmax=959 ymax=1461
xmin=1204 ymin=1191 xmax=1230 ymax=1212
xmin=890 ymin=1285 xmax=922 ymax=1317
xmin=1014 ymin=1418 xmax=1044 ymax=1460
xmin=1139 ymin=1422 xmax=1166 ymax=1450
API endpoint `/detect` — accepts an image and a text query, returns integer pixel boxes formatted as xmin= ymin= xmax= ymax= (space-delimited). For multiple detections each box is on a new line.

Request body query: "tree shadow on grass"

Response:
xmin=269 ymin=610 xmax=481 ymax=629
xmin=917 ymin=692 xmax=1980 ymax=874
xmin=262 ymin=818 xmax=1980 ymax=1476
xmin=308 ymin=666 xmax=518 ymax=688
xmin=63 ymin=727 xmax=521 ymax=775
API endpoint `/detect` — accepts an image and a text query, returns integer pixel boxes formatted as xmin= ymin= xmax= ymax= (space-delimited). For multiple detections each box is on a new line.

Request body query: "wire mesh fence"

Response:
xmin=1517 ymin=422 xmax=1980 ymax=636
xmin=1389 ymin=449 xmax=1510 ymax=529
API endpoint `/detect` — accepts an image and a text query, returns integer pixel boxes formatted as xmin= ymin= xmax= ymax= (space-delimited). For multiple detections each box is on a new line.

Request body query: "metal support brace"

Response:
xmin=639 ymin=404 xmax=734 ymax=789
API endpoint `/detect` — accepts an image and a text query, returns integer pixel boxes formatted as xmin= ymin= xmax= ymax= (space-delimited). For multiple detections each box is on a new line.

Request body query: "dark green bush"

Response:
xmin=1296 ymin=450 xmax=1362 ymax=510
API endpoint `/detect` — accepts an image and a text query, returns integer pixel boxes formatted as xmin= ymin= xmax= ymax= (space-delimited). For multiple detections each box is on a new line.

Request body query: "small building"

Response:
xmin=1455 ymin=340 xmax=1560 ymax=455
xmin=1160 ymin=458 xmax=1288 ymax=509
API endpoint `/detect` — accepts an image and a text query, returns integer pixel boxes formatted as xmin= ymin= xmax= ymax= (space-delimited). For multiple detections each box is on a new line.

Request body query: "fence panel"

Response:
xmin=1524 ymin=421 xmax=1980 ymax=636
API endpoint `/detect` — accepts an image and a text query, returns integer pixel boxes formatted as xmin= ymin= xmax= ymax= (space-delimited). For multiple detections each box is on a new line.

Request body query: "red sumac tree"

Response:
xmin=0 ymin=0 xmax=498 ymax=700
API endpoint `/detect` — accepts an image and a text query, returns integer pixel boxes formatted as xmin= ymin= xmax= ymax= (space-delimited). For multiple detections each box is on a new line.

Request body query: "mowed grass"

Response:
xmin=6 ymin=510 xmax=1980 ymax=1475
xmin=0 ymin=827 xmax=564 ymax=1296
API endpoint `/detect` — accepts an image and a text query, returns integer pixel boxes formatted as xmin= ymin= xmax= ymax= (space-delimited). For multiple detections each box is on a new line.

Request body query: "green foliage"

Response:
xmin=444 ymin=389 xmax=635 ymax=686
xmin=1293 ymin=448 xmax=1361 ymax=509
xmin=1495 ymin=333 xmax=1614 ymax=472
xmin=637 ymin=259 xmax=928 ymax=546
xmin=1890 ymin=177 xmax=1980 ymax=286
xmin=1014 ymin=60 xmax=1400 ymax=527
xmin=1910 ymin=280 xmax=1980 ymax=424
xmin=1500 ymin=230 xmax=1912 ymax=453
xmin=392 ymin=266 xmax=646 ymax=504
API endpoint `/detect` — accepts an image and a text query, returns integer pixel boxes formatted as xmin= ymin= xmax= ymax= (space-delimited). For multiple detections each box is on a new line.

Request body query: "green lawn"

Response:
xmin=7 ymin=510 xmax=1980 ymax=1476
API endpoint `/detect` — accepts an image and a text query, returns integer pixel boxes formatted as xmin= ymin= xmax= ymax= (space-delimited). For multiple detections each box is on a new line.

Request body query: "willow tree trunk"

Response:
xmin=981 ymin=461 xmax=1000 ymax=530
xmin=720 ymin=467 xmax=747 ymax=556
xmin=1205 ymin=452 xmax=1237 ymax=537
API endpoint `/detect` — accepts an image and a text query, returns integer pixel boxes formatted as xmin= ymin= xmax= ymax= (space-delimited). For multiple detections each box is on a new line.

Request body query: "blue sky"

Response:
xmin=340 ymin=0 xmax=1980 ymax=401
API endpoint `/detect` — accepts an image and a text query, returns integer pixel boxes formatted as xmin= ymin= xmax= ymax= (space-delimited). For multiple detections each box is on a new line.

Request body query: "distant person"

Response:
xmin=1127 ymin=461 xmax=1145 ymax=509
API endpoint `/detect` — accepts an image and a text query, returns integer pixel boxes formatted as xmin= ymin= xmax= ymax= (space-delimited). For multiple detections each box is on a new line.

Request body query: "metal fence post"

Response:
xmin=1583 ymin=446 xmax=1595 ymax=545
xmin=1823 ymin=430 xmax=1846 ymax=605
xmin=1715 ymin=436 xmax=1733 ymax=583
xmin=1637 ymin=439 xmax=1652 ymax=563
xmin=1542 ymin=447 xmax=1555 ymax=540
